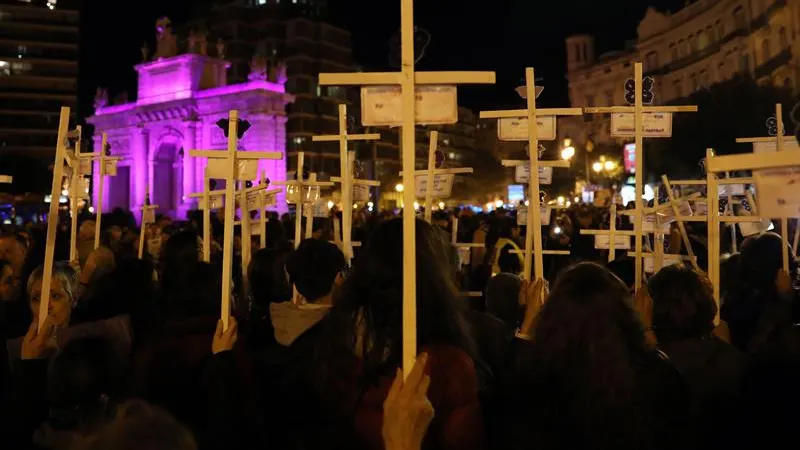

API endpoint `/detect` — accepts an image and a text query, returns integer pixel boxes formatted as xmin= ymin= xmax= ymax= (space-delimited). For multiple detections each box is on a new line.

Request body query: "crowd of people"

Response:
xmin=0 ymin=202 xmax=798 ymax=450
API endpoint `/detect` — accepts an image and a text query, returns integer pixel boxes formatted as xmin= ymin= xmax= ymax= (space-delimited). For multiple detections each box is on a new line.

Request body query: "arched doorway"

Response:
xmin=152 ymin=142 xmax=182 ymax=215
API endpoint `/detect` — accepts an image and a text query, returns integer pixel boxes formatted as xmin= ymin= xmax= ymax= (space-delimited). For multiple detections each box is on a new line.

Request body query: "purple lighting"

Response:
xmin=87 ymin=53 xmax=294 ymax=222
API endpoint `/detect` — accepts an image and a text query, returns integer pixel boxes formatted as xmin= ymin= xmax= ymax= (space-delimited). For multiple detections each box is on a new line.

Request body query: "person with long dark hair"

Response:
xmin=503 ymin=262 xmax=689 ymax=450
xmin=315 ymin=218 xmax=486 ymax=450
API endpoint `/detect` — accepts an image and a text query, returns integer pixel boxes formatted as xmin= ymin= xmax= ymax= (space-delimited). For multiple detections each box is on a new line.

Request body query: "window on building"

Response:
xmin=669 ymin=43 xmax=678 ymax=62
xmin=673 ymin=79 xmax=683 ymax=98
xmin=574 ymin=43 xmax=581 ymax=62
xmin=678 ymin=39 xmax=685 ymax=57
xmin=17 ymin=45 xmax=26 ymax=58
xmin=784 ymin=77 xmax=792 ymax=88
xmin=698 ymin=30 xmax=709 ymax=49
xmin=690 ymin=73 xmax=698 ymax=91
xmin=762 ymin=38 xmax=771 ymax=62
xmin=779 ymin=27 xmax=788 ymax=49
xmin=716 ymin=20 xmax=724 ymax=40
xmin=689 ymin=34 xmax=697 ymax=51
xmin=700 ymin=70 xmax=709 ymax=87
xmin=733 ymin=6 xmax=745 ymax=29
xmin=718 ymin=61 xmax=725 ymax=80
xmin=585 ymin=95 xmax=595 ymax=107
xmin=645 ymin=51 xmax=658 ymax=71
xmin=740 ymin=53 xmax=750 ymax=72
xmin=0 ymin=61 xmax=9 ymax=76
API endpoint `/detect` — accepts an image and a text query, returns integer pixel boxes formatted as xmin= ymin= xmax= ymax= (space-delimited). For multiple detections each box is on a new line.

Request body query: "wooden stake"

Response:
xmin=317 ymin=0 xmax=495 ymax=378
xmin=480 ymin=69 xmax=582 ymax=280
xmin=93 ymin=134 xmax=107 ymax=249
xmin=425 ymin=131 xmax=438 ymax=223
xmin=67 ymin=125 xmax=82 ymax=262
xmin=39 ymin=107 xmax=71 ymax=330
xmin=137 ymin=182 xmax=159 ymax=259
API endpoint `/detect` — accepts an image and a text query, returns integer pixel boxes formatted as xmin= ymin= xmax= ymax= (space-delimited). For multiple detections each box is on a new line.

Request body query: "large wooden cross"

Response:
xmin=580 ymin=204 xmax=636 ymax=262
xmin=189 ymin=110 xmax=282 ymax=330
xmin=39 ymin=107 xmax=71 ymax=329
xmin=235 ymin=178 xmax=282 ymax=281
xmin=273 ymin=151 xmax=334 ymax=249
xmin=187 ymin=167 xmax=225 ymax=263
xmin=398 ymin=131 xmax=473 ymax=221
xmin=480 ymin=68 xmax=582 ymax=280
xmin=136 ymin=183 xmax=159 ymax=260
xmin=93 ymin=134 xmax=122 ymax=250
xmin=312 ymin=104 xmax=380 ymax=261
xmin=583 ymin=62 xmax=698 ymax=291
xmin=62 ymin=125 xmax=90 ymax=262
xmin=317 ymin=0 xmax=495 ymax=377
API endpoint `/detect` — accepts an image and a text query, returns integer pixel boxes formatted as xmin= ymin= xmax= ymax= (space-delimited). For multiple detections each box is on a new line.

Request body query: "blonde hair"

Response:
xmin=27 ymin=262 xmax=78 ymax=304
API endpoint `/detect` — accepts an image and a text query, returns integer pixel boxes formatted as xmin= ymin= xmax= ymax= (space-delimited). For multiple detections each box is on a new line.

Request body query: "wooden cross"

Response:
xmin=317 ymin=0 xmax=495 ymax=377
xmin=136 ymin=183 xmax=159 ymax=260
xmin=39 ymin=107 xmax=71 ymax=329
xmin=480 ymin=68 xmax=582 ymax=280
xmin=580 ymin=204 xmax=636 ymax=262
xmin=189 ymin=110 xmax=282 ymax=330
xmin=234 ymin=177 xmax=282 ymax=284
xmin=398 ymin=131 xmax=473 ymax=221
xmin=583 ymin=62 xmax=698 ymax=291
xmin=63 ymin=125 xmax=88 ymax=262
xmin=187 ymin=167 xmax=225 ymax=263
xmin=510 ymin=195 xmax=570 ymax=261
xmin=93 ymin=134 xmax=122 ymax=250
xmin=312 ymin=104 xmax=380 ymax=261
xmin=273 ymin=151 xmax=334 ymax=249
xmin=451 ymin=216 xmax=483 ymax=297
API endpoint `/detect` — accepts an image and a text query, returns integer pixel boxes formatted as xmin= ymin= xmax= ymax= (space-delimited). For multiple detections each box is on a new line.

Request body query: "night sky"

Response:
xmin=78 ymin=0 xmax=686 ymax=119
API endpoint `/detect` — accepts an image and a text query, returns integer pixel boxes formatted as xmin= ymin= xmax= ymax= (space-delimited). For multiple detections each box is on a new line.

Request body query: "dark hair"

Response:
xmin=737 ymin=232 xmax=796 ymax=292
xmin=159 ymin=230 xmax=199 ymax=297
xmin=498 ymin=245 xmax=521 ymax=274
xmin=286 ymin=239 xmax=346 ymax=302
xmin=0 ymin=258 xmax=10 ymax=273
xmin=485 ymin=273 xmax=522 ymax=328
xmin=170 ymin=262 xmax=220 ymax=318
xmin=515 ymin=262 xmax=653 ymax=448
xmin=648 ymin=265 xmax=716 ymax=343
xmin=73 ymin=400 xmax=196 ymax=450
xmin=249 ymin=248 xmax=292 ymax=307
xmin=317 ymin=218 xmax=479 ymax=387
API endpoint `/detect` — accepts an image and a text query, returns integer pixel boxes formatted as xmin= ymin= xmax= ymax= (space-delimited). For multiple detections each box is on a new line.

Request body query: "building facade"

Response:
xmin=0 ymin=0 xmax=79 ymax=189
xmin=88 ymin=30 xmax=293 ymax=219
xmin=566 ymin=0 xmax=799 ymax=144
xmin=181 ymin=0 xmax=357 ymax=179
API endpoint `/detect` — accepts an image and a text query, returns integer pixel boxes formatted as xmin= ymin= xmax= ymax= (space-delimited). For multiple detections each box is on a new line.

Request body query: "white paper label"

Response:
xmin=594 ymin=234 xmax=632 ymax=250
xmin=517 ymin=206 xmax=551 ymax=226
xmin=656 ymin=200 xmax=693 ymax=223
xmin=739 ymin=219 xmax=774 ymax=237
xmin=361 ymin=86 xmax=458 ymax=127
xmin=643 ymin=254 xmax=683 ymax=273
xmin=200 ymin=196 xmax=224 ymax=210
xmin=753 ymin=138 xmax=800 ymax=153
xmin=642 ymin=214 xmax=671 ymax=233
xmin=103 ymin=160 xmax=118 ymax=176
xmin=610 ymin=112 xmax=673 ymax=137
xmin=142 ymin=209 xmax=156 ymax=224
xmin=207 ymin=159 xmax=258 ymax=180
xmin=497 ymin=116 xmax=557 ymax=141
xmin=414 ymin=174 xmax=455 ymax=198
xmin=718 ymin=184 xmax=746 ymax=197
xmin=353 ymin=184 xmax=370 ymax=202
xmin=514 ymin=164 xmax=553 ymax=184
xmin=754 ymin=169 xmax=800 ymax=217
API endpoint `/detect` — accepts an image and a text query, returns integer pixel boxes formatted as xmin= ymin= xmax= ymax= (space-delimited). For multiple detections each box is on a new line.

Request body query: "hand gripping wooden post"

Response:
xmin=39 ymin=107 xmax=71 ymax=330
xmin=189 ymin=110 xmax=282 ymax=331
xmin=317 ymin=0 xmax=495 ymax=377
xmin=480 ymin=68 xmax=582 ymax=281
xmin=137 ymin=183 xmax=159 ymax=259
xmin=312 ymin=104 xmax=380 ymax=262
xmin=583 ymin=62 xmax=697 ymax=291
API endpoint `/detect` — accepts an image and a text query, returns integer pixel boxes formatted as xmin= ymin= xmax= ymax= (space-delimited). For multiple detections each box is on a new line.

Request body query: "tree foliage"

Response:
xmin=645 ymin=75 xmax=797 ymax=179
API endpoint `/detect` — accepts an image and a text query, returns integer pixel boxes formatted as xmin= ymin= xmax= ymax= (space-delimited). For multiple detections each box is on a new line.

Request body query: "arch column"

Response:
xmin=182 ymin=119 xmax=198 ymax=214
xmin=134 ymin=126 xmax=149 ymax=211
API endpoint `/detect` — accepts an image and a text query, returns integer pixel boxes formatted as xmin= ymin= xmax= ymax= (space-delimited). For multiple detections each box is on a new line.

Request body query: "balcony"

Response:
xmin=751 ymin=0 xmax=787 ymax=30
xmin=754 ymin=48 xmax=792 ymax=80
xmin=646 ymin=28 xmax=748 ymax=77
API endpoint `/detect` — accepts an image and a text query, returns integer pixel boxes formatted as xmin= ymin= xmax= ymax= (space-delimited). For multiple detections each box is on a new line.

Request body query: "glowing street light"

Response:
xmin=560 ymin=146 xmax=575 ymax=160
xmin=395 ymin=183 xmax=404 ymax=192
xmin=592 ymin=161 xmax=603 ymax=173
xmin=603 ymin=160 xmax=617 ymax=171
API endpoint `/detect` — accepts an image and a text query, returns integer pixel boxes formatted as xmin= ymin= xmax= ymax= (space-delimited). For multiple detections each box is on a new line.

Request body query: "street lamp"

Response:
xmin=592 ymin=161 xmax=603 ymax=173
xmin=560 ymin=145 xmax=575 ymax=160
xmin=395 ymin=183 xmax=404 ymax=192
xmin=603 ymin=160 xmax=617 ymax=171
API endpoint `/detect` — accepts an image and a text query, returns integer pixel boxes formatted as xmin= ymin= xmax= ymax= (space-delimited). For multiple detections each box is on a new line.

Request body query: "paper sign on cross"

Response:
xmin=398 ymin=130 xmax=473 ymax=221
xmin=93 ymin=134 xmax=122 ymax=250
xmin=317 ymin=0 xmax=495 ymax=377
xmin=580 ymin=204 xmax=636 ymax=262
xmin=312 ymin=104 xmax=380 ymax=262
xmin=583 ymin=62 xmax=697 ymax=291
xmin=137 ymin=183 xmax=159 ymax=260
xmin=480 ymin=68 xmax=582 ymax=281
xmin=189 ymin=110 xmax=282 ymax=331
xmin=234 ymin=176 xmax=282 ymax=284
xmin=39 ymin=107 xmax=72 ymax=330
xmin=274 ymin=151 xmax=334 ymax=249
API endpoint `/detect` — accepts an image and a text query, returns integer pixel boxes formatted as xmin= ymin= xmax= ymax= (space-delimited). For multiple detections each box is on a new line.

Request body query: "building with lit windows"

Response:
xmin=0 ymin=0 xmax=79 ymax=188
xmin=566 ymin=0 xmax=798 ymax=145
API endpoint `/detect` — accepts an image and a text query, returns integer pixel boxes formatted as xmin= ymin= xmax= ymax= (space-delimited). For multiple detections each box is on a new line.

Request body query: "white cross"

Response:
xmin=188 ymin=110 xmax=282 ymax=331
xmin=92 ymin=133 xmax=123 ymax=250
xmin=136 ymin=182 xmax=160 ymax=260
xmin=234 ymin=176 xmax=282 ymax=286
xmin=398 ymin=130 xmax=473 ymax=222
xmin=480 ymin=68 xmax=582 ymax=281
xmin=312 ymin=104 xmax=380 ymax=262
xmin=583 ymin=62 xmax=698 ymax=291
xmin=317 ymin=0 xmax=495 ymax=377
xmin=39 ymin=107 xmax=71 ymax=330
